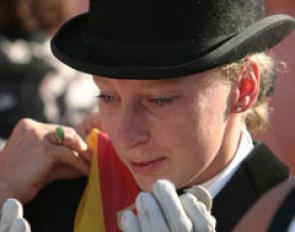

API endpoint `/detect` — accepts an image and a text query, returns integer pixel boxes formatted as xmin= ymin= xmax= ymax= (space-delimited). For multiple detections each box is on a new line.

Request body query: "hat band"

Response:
xmin=86 ymin=33 xmax=235 ymax=67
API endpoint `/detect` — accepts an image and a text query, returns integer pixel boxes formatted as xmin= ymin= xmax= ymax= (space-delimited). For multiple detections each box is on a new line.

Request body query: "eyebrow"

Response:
xmin=93 ymin=75 xmax=189 ymax=89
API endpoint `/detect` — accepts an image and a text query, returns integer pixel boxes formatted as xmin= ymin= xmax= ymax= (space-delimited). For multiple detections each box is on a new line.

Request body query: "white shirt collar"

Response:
xmin=201 ymin=126 xmax=254 ymax=198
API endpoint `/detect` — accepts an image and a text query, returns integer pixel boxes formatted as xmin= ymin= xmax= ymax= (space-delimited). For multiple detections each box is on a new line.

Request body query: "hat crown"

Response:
xmin=88 ymin=0 xmax=264 ymax=41
xmin=52 ymin=0 xmax=294 ymax=79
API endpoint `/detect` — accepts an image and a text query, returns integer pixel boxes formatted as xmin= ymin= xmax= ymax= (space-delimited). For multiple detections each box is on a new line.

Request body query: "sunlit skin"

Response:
xmin=93 ymin=68 xmax=252 ymax=192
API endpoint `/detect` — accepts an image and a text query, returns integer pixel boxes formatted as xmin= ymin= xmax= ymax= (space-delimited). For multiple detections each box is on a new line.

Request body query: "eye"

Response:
xmin=97 ymin=94 xmax=118 ymax=104
xmin=149 ymin=96 xmax=177 ymax=106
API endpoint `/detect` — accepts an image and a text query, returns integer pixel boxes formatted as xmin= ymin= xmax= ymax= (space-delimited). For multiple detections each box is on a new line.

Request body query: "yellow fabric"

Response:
xmin=74 ymin=129 xmax=106 ymax=232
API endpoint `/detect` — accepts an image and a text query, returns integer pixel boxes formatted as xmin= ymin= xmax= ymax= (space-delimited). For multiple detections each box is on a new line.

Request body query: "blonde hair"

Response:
xmin=222 ymin=53 xmax=275 ymax=134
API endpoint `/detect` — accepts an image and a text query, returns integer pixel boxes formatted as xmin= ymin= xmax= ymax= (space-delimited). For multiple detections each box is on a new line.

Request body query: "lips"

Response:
xmin=130 ymin=157 xmax=167 ymax=174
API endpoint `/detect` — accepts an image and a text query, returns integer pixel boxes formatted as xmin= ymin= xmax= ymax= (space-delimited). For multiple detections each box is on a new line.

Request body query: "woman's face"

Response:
xmin=94 ymin=69 xmax=238 ymax=192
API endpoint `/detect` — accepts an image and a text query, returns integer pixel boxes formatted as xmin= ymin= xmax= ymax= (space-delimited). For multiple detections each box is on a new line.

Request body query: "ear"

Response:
xmin=233 ymin=58 xmax=260 ymax=113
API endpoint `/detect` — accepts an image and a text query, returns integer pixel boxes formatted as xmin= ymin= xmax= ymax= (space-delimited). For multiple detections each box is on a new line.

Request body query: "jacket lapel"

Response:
xmin=212 ymin=143 xmax=290 ymax=232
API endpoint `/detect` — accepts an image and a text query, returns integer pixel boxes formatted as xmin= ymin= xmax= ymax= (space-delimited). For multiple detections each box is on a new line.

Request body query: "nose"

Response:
xmin=116 ymin=104 xmax=150 ymax=149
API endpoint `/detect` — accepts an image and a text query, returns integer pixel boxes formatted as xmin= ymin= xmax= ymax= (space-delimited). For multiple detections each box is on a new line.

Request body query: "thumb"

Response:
xmin=10 ymin=219 xmax=31 ymax=232
xmin=0 ymin=199 xmax=23 ymax=232
xmin=183 ymin=186 xmax=212 ymax=211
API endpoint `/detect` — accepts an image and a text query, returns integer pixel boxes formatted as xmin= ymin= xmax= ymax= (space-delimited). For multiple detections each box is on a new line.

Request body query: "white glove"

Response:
xmin=119 ymin=179 xmax=216 ymax=232
xmin=0 ymin=199 xmax=31 ymax=232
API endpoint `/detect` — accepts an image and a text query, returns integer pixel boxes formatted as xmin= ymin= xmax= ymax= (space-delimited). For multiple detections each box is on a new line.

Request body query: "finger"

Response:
xmin=50 ymin=145 xmax=90 ymax=176
xmin=47 ymin=127 xmax=88 ymax=153
xmin=48 ymin=159 xmax=90 ymax=182
xmin=0 ymin=199 xmax=23 ymax=232
xmin=180 ymin=194 xmax=216 ymax=232
xmin=10 ymin=219 xmax=31 ymax=232
xmin=62 ymin=128 xmax=88 ymax=153
xmin=46 ymin=128 xmax=92 ymax=164
xmin=136 ymin=192 xmax=170 ymax=232
xmin=119 ymin=210 xmax=141 ymax=232
xmin=153 ymin=180 xmax=193 ymax=232
xmin=57 ymin=127 xmax=92 ymax=163
xmin=184 ymin=186 xmax=212 ymax=211
xmin=78 ymin=149 xmax=92 ymax=164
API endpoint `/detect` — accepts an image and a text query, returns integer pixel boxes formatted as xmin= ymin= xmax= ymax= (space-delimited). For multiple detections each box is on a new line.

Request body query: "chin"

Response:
xmin=136 ymin=176 xmax=179 ymax=192
xmin=136 ymin=182 xmax=154 ymax=192
xmin=135 ymin=177 xmax=159 ymax=192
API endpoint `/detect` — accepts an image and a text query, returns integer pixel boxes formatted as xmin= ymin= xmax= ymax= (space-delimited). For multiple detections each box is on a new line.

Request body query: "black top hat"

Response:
xmin=51 ymin=0 xmax=295 ymax=79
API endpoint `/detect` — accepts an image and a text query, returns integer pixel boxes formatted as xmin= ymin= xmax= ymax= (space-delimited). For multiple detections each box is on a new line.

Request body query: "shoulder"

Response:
xmin=24 ymin=177 xmax=87 ymax=232
xmin=212 ymin=142 xmax=290 ymax=231
xmin=233 ymin=179 xmax=295 ymax=232
xmin=242 ymin=142 xmax=290 ymax=196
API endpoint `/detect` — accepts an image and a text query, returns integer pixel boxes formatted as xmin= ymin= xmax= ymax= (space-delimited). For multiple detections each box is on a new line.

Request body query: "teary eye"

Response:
xmin=97 ymin=94 xmax=118 ymax=103
xmin=149 ymin=97 xmax=177 ymax=106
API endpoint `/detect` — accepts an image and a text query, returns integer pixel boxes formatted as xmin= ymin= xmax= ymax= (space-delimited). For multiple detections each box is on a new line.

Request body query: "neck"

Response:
xmin=194 ymin=115 xmax=244 ymax=185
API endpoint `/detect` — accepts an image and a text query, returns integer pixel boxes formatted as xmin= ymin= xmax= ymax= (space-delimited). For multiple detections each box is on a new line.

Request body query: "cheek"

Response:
xmin=183 ymin=90 xmax=229 ymax=158
xmin=159 ymin=116 xmax=208 ymax=179
xmin=99 ymin=111 xmax=115 ymax=135
xmin=194 ymin=85 xmax=231 ymax=129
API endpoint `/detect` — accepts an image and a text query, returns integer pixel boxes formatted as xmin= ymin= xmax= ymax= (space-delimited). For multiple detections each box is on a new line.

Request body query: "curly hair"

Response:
xmin=222 ymin=52 xmax=275 ymax=134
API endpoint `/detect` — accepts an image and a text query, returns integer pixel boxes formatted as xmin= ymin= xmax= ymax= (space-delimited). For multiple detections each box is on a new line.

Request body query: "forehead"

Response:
xmin=93 ymin=68 xmax=222 ymax=89
xmin=94 ymin=76 xmax=188 ymax=87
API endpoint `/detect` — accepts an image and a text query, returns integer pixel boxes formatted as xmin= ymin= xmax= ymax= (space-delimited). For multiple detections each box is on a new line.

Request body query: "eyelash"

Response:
xmin=97 ymin=94 xmax=178 ymax=107
xmin=149 ymin=97 xmax=177 ymax=106
xmin=97 ymin=94 xmax=118 ymax=103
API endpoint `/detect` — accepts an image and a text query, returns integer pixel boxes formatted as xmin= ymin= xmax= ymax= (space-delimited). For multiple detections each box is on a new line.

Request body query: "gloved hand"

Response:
xmin=0 ymin=199 xmax=31 ymax=232
xmin=119 ymin=179 xmax=216 ymax=232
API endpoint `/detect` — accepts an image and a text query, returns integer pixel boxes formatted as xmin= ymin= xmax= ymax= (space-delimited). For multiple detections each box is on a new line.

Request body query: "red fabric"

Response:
xmin=97 ymin=132 xmax=139 ymax=231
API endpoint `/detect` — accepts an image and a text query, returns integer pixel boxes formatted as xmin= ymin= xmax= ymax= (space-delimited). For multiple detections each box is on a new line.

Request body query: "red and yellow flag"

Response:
xmin=74 ymin=129 xmax=139 ymax=232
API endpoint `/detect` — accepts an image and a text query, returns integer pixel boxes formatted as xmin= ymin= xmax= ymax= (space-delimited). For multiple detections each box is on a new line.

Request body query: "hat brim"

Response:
xmin=51 ymin=14 xmax=295 ymax=79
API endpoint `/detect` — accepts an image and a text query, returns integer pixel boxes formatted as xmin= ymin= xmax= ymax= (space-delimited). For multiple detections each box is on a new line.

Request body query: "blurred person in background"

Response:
xmin=0 ymin=0 xmax=97 ymax=140
xmin=0 ymin=0 xmax=56 ymax=138
xmin=38 ymin=0 xmax=98 ymax=127
xmin=233 ymin=179 xmax=295 ymax=232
